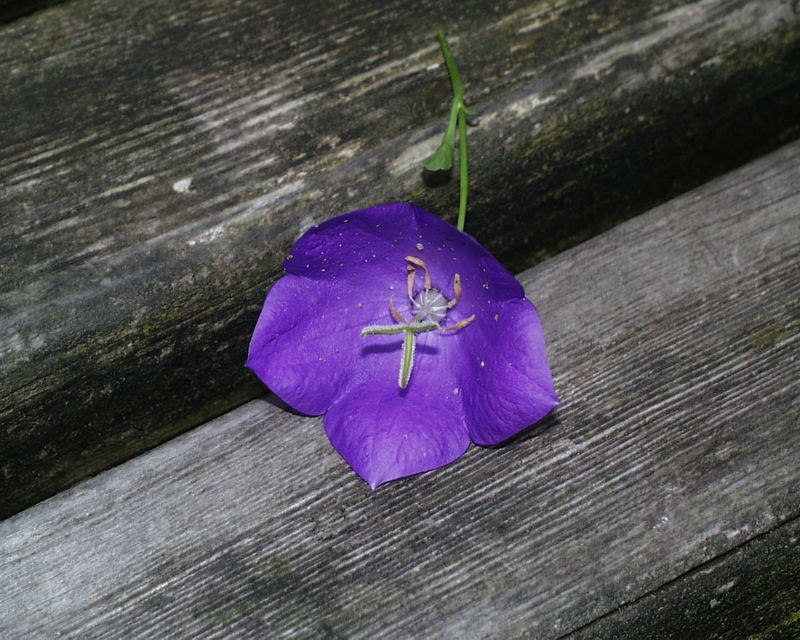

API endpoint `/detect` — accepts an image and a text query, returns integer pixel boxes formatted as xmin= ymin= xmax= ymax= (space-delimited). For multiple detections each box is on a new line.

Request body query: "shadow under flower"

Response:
xmin=484 ymin=409 xmax=562 ymax=449
xmin=261 ymin=391 xmax=311 ymax=417
xmin=360 ymin=342 xmax=439 ymax=357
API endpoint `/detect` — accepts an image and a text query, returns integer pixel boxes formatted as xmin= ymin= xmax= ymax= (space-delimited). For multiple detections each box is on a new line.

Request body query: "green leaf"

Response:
xmin=423 ymin=139 xmax=455 ymax=171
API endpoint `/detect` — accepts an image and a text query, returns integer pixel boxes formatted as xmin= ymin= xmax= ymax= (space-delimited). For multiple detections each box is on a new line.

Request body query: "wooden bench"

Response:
xmin=2 ymin=0 xmax=799 ymax=517
xmin=1 ymin=0 xmax=799 ymax=636
xmin=2 ymin=141 xmax=798 ymax=638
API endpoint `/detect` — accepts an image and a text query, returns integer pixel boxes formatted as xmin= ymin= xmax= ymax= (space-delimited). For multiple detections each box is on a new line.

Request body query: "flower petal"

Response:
xmin=247 ymin=202 xmax=486 ymax=414
xmin=247 ymin=201 xmax=559 ymax=484
xmin=324 ymin=331 xmax=470 ymax=489
xmin=460 ymin=297 xmax=559 ymax=445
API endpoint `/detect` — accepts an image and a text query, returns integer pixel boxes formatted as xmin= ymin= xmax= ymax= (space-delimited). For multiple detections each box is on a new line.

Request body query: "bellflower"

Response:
xmin=247 ymin=202 xmax=558 ymax=488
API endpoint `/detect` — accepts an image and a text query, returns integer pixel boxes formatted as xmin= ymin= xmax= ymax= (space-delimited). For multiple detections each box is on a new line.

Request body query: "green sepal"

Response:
xmin=423 ymin=139 xmax=455 ymax=172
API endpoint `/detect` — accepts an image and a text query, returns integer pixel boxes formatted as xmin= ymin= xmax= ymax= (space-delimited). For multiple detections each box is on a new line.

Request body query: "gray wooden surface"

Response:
xmin=2 ymin=0 xmax=799 ymax=517
xmin=573 ymin=518 xmax=800 ymax=639
xmin=2 ymin=140 xmax=797 ymax=639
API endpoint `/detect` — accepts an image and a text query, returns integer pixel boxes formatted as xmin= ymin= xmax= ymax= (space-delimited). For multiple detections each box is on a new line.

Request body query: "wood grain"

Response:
xmin=571 ymin=518 xmax=800 ymax=639
xmin=1 ymin=140 xmax=797 ymax=639
xmin=2 ymin=0 xmax=799 ymax=515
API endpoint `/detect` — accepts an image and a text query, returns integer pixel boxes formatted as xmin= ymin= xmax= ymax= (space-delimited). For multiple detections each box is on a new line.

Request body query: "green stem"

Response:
xmin=435 ymin=29 xmax=469 ymax=232
xmin=436 ymin=30 xmax=464 ymax=104
xmin=457 ymin=109 xmax=468 ymax=231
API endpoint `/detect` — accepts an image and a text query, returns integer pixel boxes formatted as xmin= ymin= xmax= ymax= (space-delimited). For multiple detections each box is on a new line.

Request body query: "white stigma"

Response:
xmin=412 ymin=288 xmax=448 ymax=323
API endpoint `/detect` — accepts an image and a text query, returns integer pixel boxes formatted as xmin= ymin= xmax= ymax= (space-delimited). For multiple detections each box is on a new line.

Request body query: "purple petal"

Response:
xmin=460 ymin=297 xmax=559 ymax=445
xmin=247 ymin=202 xmax=488 ymax=413
xmin=247 ymin=202 xmax=559 ymax=483
xmin=246 ymin=274 xmax=379 ymax=415
xmin=324 ymin=330 xmax=470 ymax=488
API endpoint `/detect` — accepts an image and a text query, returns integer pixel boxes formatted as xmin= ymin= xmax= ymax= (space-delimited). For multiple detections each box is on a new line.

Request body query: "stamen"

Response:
xmin=441 ymin=314 xmax=476 ymax=331
xmin=363 ymin=258 xmax=476 ymax=389
xmin=389 ymin=296 xmax=408 ymax=323
xmin=405 ymin=256 xmax=432 ymax=290
xmin=448 ymin=273 xmax=463 ymax=309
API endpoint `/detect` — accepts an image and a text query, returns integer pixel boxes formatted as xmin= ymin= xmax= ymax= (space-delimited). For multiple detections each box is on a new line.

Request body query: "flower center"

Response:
xmin=412 ymin=288 xmax=448 ymax=323
xmin=361 ymin=255 xmax=476 ymax=389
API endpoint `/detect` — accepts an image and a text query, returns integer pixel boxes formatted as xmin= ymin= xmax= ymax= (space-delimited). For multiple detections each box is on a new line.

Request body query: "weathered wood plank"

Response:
xmin=0 ymin=1 xmax=66 ymax=25
xmin=571 ymin=518 xmax=800 ymax=639
xmin=1 ymin=140 xmax=797 ymax=639
xmin=2 ymin=0 xmax=799 ymax=517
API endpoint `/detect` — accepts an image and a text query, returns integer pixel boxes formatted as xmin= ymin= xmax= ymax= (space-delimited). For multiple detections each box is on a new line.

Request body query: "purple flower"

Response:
xmin=247 ymin=203 xmax=558 ymax=488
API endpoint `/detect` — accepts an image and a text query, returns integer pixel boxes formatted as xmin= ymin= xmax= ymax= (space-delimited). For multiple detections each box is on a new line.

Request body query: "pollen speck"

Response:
xmin=452 ymin=387 xmax=460 ymax=394
xmin=416 ymin=242 xmax=424 ymax=251
xmin=480 ymin=360 xmax=486 ymax=367
xmin=494 ymin=313 xmax=500 ymax=322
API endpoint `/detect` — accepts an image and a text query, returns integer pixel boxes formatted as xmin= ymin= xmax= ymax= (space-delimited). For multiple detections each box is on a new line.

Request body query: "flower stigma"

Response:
xmin=361 ymin=255 xmax=476 ymax=389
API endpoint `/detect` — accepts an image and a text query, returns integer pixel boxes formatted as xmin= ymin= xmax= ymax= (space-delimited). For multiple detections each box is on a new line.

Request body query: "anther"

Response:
xmin=406 ymin=256 xmax=432 ymax=290
xmin=389 ymin=296 xmax=408 ymax=323
xmin=406 ymin=264 xmax=416 ymax=299
xmin=442 ymin=314 xmax=476 ymax=331
xmin=448 ymin=273 xmax=463 ymax=309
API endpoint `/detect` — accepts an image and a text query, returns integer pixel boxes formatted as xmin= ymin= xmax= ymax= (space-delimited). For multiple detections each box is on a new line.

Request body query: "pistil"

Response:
xmin=361 ymin=255 xmax=476 ymax=388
